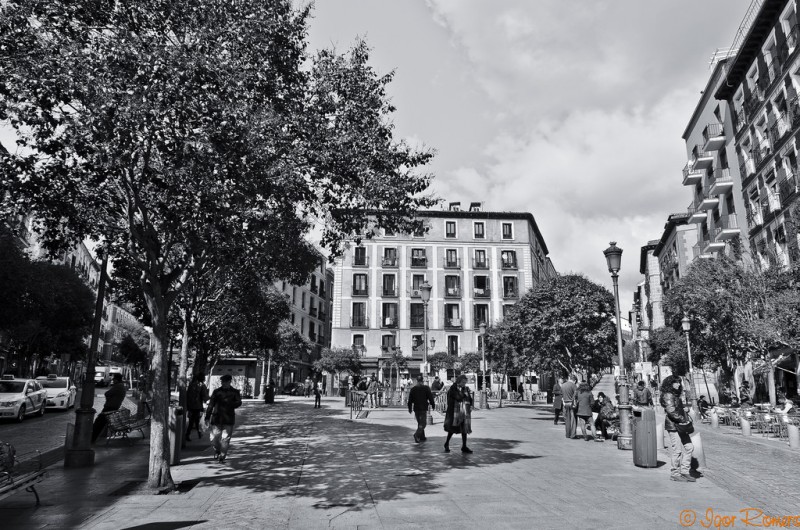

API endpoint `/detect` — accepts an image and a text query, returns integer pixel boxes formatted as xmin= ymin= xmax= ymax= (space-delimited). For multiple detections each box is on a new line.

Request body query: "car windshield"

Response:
xmin=0 ymin=381 xmax=26 ymax=393
xmin=40 ymin=379 xmax=67 ymax=389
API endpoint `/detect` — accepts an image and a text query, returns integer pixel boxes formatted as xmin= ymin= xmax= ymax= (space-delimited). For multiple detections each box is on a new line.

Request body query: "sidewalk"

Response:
xmin=0 ymin=395 xmax=779 ymax=529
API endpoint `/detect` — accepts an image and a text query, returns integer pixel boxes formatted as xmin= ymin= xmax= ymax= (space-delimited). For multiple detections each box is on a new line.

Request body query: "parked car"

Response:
xmin=36 ymin=374 xmax=77 ymax=410
xmin=0 ymin=375 xmax=47 ymax=422
xmin=282 ymin=382 xmax=304 ymax=395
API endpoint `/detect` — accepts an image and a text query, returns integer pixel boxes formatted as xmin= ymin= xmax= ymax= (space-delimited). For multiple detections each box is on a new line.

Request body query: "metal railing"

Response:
xmin=350 ymin=316 xmax=369 ymax=329
xmin=444 ymin=287 xmax=462 ymax=298
xmin=473 ymin=287 xmax=491 ymax=298
xmin=352 ymin=255 xmax=369 ymax=267
xmin=472 ymin=258 xmax=489 ymax=269
xmin=443 ymin=258 xmax=461 ymax=269
xmin=702 ymin=123 xmax=724 ymax=144
xmin=410 ymin=257 xmax=428 ymax=268
xmin=381 ymin=256 xmax=398 ymax=267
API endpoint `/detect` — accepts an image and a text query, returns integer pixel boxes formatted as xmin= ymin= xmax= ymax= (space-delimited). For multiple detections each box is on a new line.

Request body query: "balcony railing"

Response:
xmin=708 ymin=168 xmax=733 ymax=196
xmin=381 ymin=256 xmax=398 ymax=268
xmin=472 ymin=258 xmax=489 ymax=269
xmin=702 ymin=123 xmax=725 ymax=151
xmin=734 ymin=108 xmax=747 ymax=132
xmin=410 ymin=317 xmax=425 ymax=329
xmin=445 ymin=286 xmax=462 ymax=298
xmin=381 ymin=316 xmax=398 ymax=329
xmin=779 ymin=172 xmax=800 ymax=203
xmin=787 ymin=24 xmax=800 ymax=51
xmin=352 ymin=255 xmax=369 ymax=267
xmin=444 ymin=317 xmax=463 ymax=329
xmin=501 ymin=259 xmax=518 ymax=270
xmin=692 ymin=144 xmax=713 ymax=170
xmin=687 ymin=199 xmax=707 ymax=224
xmin=444 ymin=257 xmax=461 ymax=269
xmin=382 ymin=287 xmax=398 ymax=297
xmin=746 ymin=208 xmax=763 ymax=230
xmin=473 ymin=287 xmax=491 ymax=298
xmin=682 ymin=163 xmax=703 ymax=186
xmin=715 ymin=214 xmax=740 ymax=241
xmin=352 ymin=286 xmax=368 ymax=296
xmin=503 ymin=288 xmax=519 ymax=299
xmin=692 ymin=243 xmax=712 ymax=260
xmin=350 ymin=316 xmax=369 ymax=329
xmin=309 ymin=307 xmax=318 ymax=318
xmin=410 ymin=257 xmax=428 ymax=268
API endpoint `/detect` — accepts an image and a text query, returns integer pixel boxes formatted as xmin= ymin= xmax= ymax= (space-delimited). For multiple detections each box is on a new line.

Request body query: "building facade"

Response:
xmin=330 ymin=202 xmax=556 ymax=381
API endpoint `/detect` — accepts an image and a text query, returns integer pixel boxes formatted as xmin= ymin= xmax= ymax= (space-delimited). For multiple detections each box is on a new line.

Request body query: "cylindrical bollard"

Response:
xmin=690 ymin=432 xmax=706 ymax=469
xmin=711 ymin=410 xmax=719 ymax=429
xmin=741 ymin=418 xmax=751 ymax=436
xmin=788 ymin=424 xmax=800 ymax=449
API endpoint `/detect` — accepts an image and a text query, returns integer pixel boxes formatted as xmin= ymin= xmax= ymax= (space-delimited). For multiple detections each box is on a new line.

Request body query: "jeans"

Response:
xmin=563 ymin=402 xmax=576 ymax=438
xmin=414 ymin=410 xmax=428 ymax=440
xmin=595 ymin=416 xmax=609 ymax=439
xmin=577 ymin=415 xmax=597 ymax=439
xmin=668 ymin=431 xmax=693 ymax=477
xmin=210 ymin=424 xmax=235 ymax=457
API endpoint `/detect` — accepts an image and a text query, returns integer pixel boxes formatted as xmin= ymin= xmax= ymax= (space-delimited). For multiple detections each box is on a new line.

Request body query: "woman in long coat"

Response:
xmin=444 ymin=374 xmax=473 ymax=453
xmin=552 ymin=377 xmax=563 ymax=425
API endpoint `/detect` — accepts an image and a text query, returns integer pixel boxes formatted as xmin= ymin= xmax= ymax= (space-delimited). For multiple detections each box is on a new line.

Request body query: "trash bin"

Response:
xmin=264 ymin=385 xmax=275 ymax=404
xmin=169 ymin=405 xmax=185 ymax=466
xmin=632 ymin=407 xmax=658 ymax=468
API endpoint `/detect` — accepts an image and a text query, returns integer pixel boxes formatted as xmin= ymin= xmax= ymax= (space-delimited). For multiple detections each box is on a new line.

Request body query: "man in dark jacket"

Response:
xmin=185 ymin=373 xmax=209 ymax=441
xmin=408 ymin=376 xmax=436 ymax=443
xmin=660 ymin=375 xmax=696 ymax=482
xmin=632 ymin=380 xmax=653 ymax=407
xmin=205 ymin=374 xmax=243 ymax=463
xmin=91 ymin=373 xmax=127 ymax=443
xmin=560 ymin=375 xmax=578 ymax=439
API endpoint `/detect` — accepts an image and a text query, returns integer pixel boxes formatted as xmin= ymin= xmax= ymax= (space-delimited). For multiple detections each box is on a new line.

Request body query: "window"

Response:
xmin=447 ymin=336 xmax=459 ymax=356
xmin=445 ymin=221 xmax=457 ymax=238
xmin=444 ymin=304 xmax=461 ymax=328
xmin=411 ymin=248 xmax=427 ymax=267
xmin=352 ymin=334 xmax=365 ymax=350
xmin=310 ymin=276 xmax=317 ymax=292
xmin=502 ymin=222 xmax=513 ymax=239
xmin=351 ymin=302 xmax=367 ymax=327
xmin=474 ymin=304 xmax=489 ymax=328
xmin=503 ymin=277 xmax=518 ymax=298
xmin=353 ymin=247 xmax=367 ymax=267
xmin=445 ymin=249 xmax=459 ymax=268
xmin=502 ymin=305 xmax=513 ymax=318
xmin=384 ymin=227 xmax=396 ymax=237
xmin=501 ymin=250 xmax=517 ymax=269
xmin=413 ymin=223 xmax=426 ymax=237
xmin=383 ymin=247 xmax=398 ymax=267
xmin=300 ymin=317 xmax=305 ymax=334
xmin=474 ymin=249 xmax=488 ymax=269
xmin=292 ymin=287 xmax=297 ymax=303
xmin=353 ymin=273 xmax=368 ymax=296
xmin=381 ymin=334 xmax=397 ymax=350
xmin=445 ymin=275 xmax=461 ymax=297
xmin=411 ymin=274 xmax=425 ymax=292
xmin=473 ymin=276 xmax=490 ymax=297
xmin=382 ymin=302 xmax=398 ymax=328
xmin=301 ymin=292 xmax=306 ymax=309
xmin=319 ymin=280 xmax=325 ymax=298
xmin=290 ymin=312 xmax=295 ymax=324
xmin=382 ymin=274 xmax=397 ymax=297
xmin=410 ymin=303 xmax=425 ymax=328
xmin=473 ymin=222 xmax=485 ymax=239
xmin=308 ymin=321 xmax=316 ymax=340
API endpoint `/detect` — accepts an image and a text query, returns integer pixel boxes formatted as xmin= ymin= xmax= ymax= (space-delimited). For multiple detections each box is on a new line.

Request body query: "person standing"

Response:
xmin=560 ymin=374 xmax=578 ymax=439
xmin=661 ymin=375 xmax=696 ymax=482
xmin=313 ymin=379 xmax=322 ymax=408
xmin=576 ymin=382 xmax=601 ymax=441
xmin=552 ymin=377 xmax=563 ymax=425
xmin=304 ymin=377 xmax=313 ymax=398
xmin=443 ymin=375 xmax=474 ymax=453
xmin=431 ymin=376 xmax=445 ymax=394
xmin=185 ymin=373 xmax=209 ymax=441
xmin=91 ymin=373 xmax=127 ymax=443
xmin=632 ymin=380 xmax=653 ymax=407
xmin=408 ymin=376 xmax=436 ymax=443
xmin=366 ymin=376 xmax=379 ymax=408
xmin=204 ymin=374 xmax=243 ymax=463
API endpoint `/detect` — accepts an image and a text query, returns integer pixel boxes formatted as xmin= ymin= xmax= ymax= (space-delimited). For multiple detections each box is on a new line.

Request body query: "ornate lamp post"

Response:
xmin=427 ymin=337 xmax=435 ymax=425
xmin=603 ymin=242 xmax=633 ymax=450
xmin=420 ymin=281 xmax=432 ymax=383
xmin=479 ymin=322 xmax=488 ymax=409
xmin=681 ymin=315 xmax=699 ymax=415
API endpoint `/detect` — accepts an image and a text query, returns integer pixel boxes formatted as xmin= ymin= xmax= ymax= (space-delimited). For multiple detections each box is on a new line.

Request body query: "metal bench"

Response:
xmin=0 ymin=449 xmax=46 ymax=506
xmin=104 ymin=398 xmax=150 ymax=445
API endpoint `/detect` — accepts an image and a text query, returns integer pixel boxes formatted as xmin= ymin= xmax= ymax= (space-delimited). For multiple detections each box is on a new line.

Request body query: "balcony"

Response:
xmin=682 ymin=163 xmax=703 ymax=186
xmin=503 ymin=288 xmax=519 ymax=299
xmin=734 ymin=108 xmax=747 ymax=132
xmin=381 ymin=256 xmax=398 ymax=268
xmin=743 ymin=96 xmax=761 ymax=118
xmin=501 ymin=259 xmax=518 ymax=270
xmin=350 ymin=316 xmax=369 ymax=329
xmin=318 ymin=310 xmax=326 ymax=321
xmin=382 ymin=287 xmax=398 ymax=298
xmin=410 ymin=317 xmax=425 ymax=329
xmin=787 ymin=24 xmax=800 ymax=52
xmin=752 ymin=144 xmax=771 ymax=167
xmin=443 ymin=257 xmax=461 ymax=269
xmin=761 ymin=194 xmax=781 ymax=215
xmin=746 ymin=208 xmax=763 ymax=230
xmin=691 ymin=145 xmax=713 ymax=171
xmin=698 ymin=194 xmax=720 ymax=211
xmin=309 ymin=307 xmax=318 ymax=318
xmin=444 ymin=286 xmax=462 ymax=298
xmin=692 ymin=243 xmax=713 ymax=260
xmin=739 ymin=157 xmax=756 ymax=179
xmin=472 ymin=287 xmax=491 ymax=298
xmin=352 ymin=255 xmax=369 ymax=267
xmin=410 ymin=256 xmax=428 ymax=268
xmin=444 ymin=317 xmax=463 ymax=329
xmin=352 ymin=286 xmax=368 ymax=296
xmin=702 ymin=123 xmax=725 ymax=151
xmin=687 ymin=200 xmax=707 ymax=224
xmin=472 ymin=258 xmax=489 ymax=269
xmin=708 ymin=168 xmax=733 ymax=196
xmin=715 ymin=214 xmax=740 ymax=241
xmin=702 ymin=235 xmax=725 ymax=253
xmin=779 ymin=173 xmax=800 ymax=203
xmin=381 ymin=316 xmax=398 ymax=329
xmin=309 ymin=331 xmax=317 ymax=342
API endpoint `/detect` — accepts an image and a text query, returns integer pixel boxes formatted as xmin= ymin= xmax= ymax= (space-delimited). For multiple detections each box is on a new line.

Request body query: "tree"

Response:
xmin=314 ymin=347 xmax=362 ymax=389
xmin=501 ymin=274 xmax=617 ymax=377
xmin=1 ymin=1 xmax=434 ymax=488
xmin=117 ymin=334 xmax=147 ymax=367
xmin=648 ymin=327 xmax=689 ymax=376
xmin=428 ymin=351 xmax=458 ymax=373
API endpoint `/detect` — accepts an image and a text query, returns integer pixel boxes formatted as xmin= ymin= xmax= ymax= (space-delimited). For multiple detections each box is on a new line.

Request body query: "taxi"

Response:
xmin=36 ymin=374 xmax=77 ymax=410
xmin=0 ymin=375 xmax=47 ymax=422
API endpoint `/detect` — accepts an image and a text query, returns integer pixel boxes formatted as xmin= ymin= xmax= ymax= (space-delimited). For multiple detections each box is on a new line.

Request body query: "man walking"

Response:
xmin=185 ymin=373 xmax=209 ymax=441
xmin=408 ymin=376 xmax=436 ymax=443
xmin=204 ymin=374 xmax=242 ymax=463
xmin=632 ymin=380 xmax=653 ymax=407
xmin=431 ymin=376 xmax=445 ymax=393
xmin=560 ymin=374 xmax=578 ymax=439
xmin=91 ymin=372 xmax=127 ymax=443
xmin=366 ymin=375 xmax=379 ymax=408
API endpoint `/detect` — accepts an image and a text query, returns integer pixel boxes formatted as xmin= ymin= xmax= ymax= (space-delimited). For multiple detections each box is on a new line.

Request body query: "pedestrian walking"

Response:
xmin=560 ymin=374 xmax=578 ymax=439
xmin=204 ymin=374 xmax=243 ymax=463
xmin=632 ymin=380 xmax=654 ymax=407
xmin=552 ymin=377 xmax=563 ymax=425
xmin=576 ymin=382 xmax=601 ymax=441
xmin=431 ymin=376 xmax=445 ymax=393
xmin=313 ymin=380 xmax=322 ymax=408
xmin=185 ymin=373 xmax=209 ymax=441
xmin=443 ymin=374 xmax=474 ymax=453
xmin=366 ymin=376 xmax=379 ymax=408
xmin=660 ymin=375 xmax=696 ymax=482
xmin=304 ymin=377 xmax=313 ymax=398
xmin=407 ymin=376 xmax=436 ymax=443
xmin=91 ymin=373 xmax=127 ymax=444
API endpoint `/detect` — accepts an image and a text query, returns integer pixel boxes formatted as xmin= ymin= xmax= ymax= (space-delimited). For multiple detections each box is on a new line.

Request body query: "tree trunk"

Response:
xmin=767 ymin=358 xmax=776 ymax=406
xmin=178 ymin=308 xmax=192 ymax=409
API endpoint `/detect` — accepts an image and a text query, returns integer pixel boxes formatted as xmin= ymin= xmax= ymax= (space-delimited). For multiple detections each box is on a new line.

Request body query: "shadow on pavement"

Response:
xmin=123 ymin=522 xmax=205 ymax=530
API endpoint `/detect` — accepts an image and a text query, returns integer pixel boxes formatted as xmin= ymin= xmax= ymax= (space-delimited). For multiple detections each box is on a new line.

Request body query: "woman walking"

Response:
xmin=576 ymin=381 xmax=601 ymax=441
xmin=661 ymin=375 xmax=696 ymax=482
xmin=444 ymin=375 xmax=474 ymax=453
xmin=552 ymin=377 xmax=563 ymax=425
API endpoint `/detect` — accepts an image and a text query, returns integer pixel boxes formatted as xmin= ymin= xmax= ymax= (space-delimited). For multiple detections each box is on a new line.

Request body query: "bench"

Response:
xmin=0 ymin=449 xmax=46 ymax=506
xmin=104 ymin=398 xmax=150 ymax=445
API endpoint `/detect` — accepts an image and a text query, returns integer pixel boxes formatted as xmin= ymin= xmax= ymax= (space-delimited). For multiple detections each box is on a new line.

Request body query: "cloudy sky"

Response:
xmin=305 ymin=0 xmax=751 ymax=308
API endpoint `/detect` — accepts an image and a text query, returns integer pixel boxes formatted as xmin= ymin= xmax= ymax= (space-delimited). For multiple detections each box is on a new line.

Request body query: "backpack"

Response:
xmin=0 ymin=440 xmax=16 ymax=475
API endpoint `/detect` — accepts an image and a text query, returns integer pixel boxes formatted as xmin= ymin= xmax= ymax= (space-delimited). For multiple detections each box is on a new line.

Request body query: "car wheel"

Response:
xmin=16 ymin=405 xmax=25 ymax=422
xmin=39 ymin=402 xmax=46 ymax=416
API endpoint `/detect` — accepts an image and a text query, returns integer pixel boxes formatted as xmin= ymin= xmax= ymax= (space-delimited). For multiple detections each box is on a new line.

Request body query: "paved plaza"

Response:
xmin=3 ymin=389 xmax=798 ymax=530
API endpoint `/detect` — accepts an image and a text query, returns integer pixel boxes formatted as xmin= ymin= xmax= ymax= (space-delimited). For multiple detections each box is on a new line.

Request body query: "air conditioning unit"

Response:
xmin=411 ymin=289 xmax=421 ymax=297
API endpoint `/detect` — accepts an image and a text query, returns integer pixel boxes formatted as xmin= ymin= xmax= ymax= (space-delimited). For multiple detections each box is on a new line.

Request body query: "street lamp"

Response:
xmin=681 ymin=315 xmax=699 ymax=415
xmin=420 ymin=281 xmax=432 ymax=383
xmin=479 ymin=322 xmax=488 ymax=409
xmin=603 ymin=241 xmax=633 ymax=450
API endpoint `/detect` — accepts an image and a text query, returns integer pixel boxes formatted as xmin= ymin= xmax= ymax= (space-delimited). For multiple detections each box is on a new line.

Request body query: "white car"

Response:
xmin=0 ymin=375 xmax=47 ymax=422
xmin=36 ymin=375 xmax=77 ymax=410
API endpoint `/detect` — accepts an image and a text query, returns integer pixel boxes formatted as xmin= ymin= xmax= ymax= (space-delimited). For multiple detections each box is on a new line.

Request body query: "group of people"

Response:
xmin=407 ymin=374 xmax=473 ymax=453
xmin=552 ymin=374 xmax=618 ymax=442
xmin=302 ymin=376 xmax=323 ymax=408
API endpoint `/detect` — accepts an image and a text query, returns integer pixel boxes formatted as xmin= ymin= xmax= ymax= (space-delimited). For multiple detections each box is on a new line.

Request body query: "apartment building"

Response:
xmin=715 ymin=0 xmax=800 ymax=269
xmin=652 ymin=213 xmax=700 ymax=294
xmin=330 ymin=202 xmax=556 ymax=379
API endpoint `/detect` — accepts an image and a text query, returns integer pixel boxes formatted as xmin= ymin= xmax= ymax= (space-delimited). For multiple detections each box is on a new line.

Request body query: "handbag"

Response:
xmin=675 ymin=420 xmax=694 ymax=435
xmin=453 ymin=403 xmax=465 ymax=427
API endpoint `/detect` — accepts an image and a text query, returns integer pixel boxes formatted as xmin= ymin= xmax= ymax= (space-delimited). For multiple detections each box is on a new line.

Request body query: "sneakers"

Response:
xmin=681 ymin=474 xmax=696 ymax=482
xmin=461 ymin=447 xmax=473 ymax=453
xmin=670 ymin=475 xmax=689 ymax=482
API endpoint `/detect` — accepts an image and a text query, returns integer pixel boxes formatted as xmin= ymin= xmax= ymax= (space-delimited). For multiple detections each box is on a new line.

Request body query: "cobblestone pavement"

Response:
xmin=1 ymin=395 xmax=795 ymax=529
